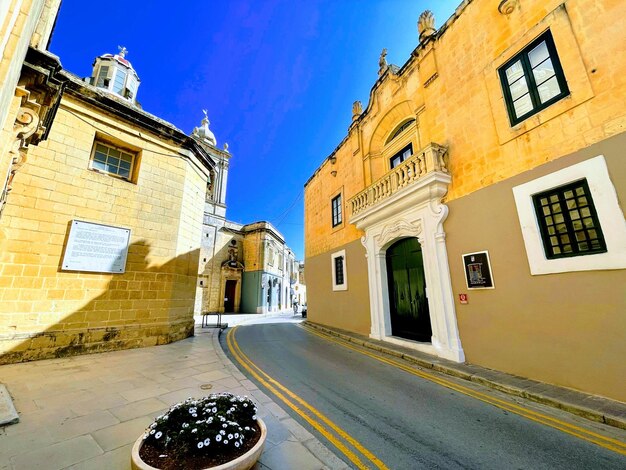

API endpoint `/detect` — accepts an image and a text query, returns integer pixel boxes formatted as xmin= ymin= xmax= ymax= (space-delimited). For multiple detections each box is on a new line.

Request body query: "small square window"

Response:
xmin=532 ymin=179 xmax=606 ymax=259
xmin=90 ymin=141 xmax=137 ymax=181
xmin=499 ymin=31 xmax=569 ymax=125
xmin=331 ymin=194 xmax=342 ymax=227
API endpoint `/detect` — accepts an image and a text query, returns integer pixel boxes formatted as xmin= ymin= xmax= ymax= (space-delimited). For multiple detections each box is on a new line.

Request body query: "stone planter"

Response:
xmin=131 ymin=419 xmax=267 ymax=470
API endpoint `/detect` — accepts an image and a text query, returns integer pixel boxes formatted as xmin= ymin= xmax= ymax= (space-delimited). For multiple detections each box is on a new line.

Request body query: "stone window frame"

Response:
xmin=89 ymin=139 xmax=139 ymax=183
xmin=512 ymin=156 xmax=626 ymax=275
xmin=498 ymin=30 xmax=569 ymax=126
xmin=331 ymin=249 xmax=348 ymax=291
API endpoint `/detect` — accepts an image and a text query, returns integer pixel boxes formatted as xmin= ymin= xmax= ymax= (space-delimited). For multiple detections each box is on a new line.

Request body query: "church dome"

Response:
xmin=90 ymin=46 xmax=140 ymax=103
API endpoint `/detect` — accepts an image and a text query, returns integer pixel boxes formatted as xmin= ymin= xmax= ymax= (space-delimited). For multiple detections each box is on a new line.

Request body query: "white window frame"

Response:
xmin=512 ymin=155 xmax=626 ymax=275
xmin=89 ymin=141 xmax=137 ymax=182
xmin=331 ymin=249 xmax=348 ymax=291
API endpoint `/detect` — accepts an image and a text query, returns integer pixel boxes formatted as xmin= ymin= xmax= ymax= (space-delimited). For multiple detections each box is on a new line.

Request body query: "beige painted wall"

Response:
xmin=445 ymin=133 xmax=626 ymax=402
xmin=306 ymin=238 xmax=370 ymax=336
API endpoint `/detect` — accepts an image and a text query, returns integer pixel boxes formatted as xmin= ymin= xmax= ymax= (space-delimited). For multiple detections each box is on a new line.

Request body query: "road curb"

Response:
xmin=301 ymin=321 xmax=626 ymax=431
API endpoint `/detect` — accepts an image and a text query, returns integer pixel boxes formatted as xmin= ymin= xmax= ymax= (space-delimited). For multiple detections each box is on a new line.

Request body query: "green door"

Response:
xmin=386 ymin=238 xmax=432 ymax=342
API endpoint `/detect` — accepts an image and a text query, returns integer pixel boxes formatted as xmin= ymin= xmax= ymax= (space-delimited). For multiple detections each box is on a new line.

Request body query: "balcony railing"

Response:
xmin=348 ymin=142 xmax=448 ymax=217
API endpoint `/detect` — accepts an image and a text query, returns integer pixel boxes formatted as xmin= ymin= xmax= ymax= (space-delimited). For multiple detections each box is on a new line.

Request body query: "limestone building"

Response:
xmin=304 ymin=0 xmax=626 ymax=402
xmin=197 ymin=216 xmax=300 ymax=314
xmin=0 ymin=34 xmax=224 ymax=362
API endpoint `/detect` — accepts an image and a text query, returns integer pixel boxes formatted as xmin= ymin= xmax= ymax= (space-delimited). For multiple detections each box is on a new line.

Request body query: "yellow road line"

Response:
xmin=227 ymin=326 xmax=389 ymax=470
xmin=300 ymin=324 xmax=626 ymax=456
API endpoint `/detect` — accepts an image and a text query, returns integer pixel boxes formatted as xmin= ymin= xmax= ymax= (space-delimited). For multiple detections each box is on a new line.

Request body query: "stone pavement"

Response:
xmin=0 ymin=316 xmax=347 ymax=470
xmin=302 ymin=321 xmax=626 ymax=431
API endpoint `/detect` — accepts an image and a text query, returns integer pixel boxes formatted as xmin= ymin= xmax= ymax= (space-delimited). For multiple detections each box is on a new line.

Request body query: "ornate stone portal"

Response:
xmin=351 ymin=145 xmax=464 ymax=363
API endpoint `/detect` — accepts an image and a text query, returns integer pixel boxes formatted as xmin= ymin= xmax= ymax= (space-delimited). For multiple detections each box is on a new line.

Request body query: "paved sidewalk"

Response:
xmin=0 ymin=322 xmax=347 ymax=470
xmin=302 ymin=321 xmax=626 ymax=431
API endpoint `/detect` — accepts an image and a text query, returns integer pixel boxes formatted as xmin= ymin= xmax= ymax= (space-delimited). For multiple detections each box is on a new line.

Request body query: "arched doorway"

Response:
xmin=386 ymin=237 xmax=432 ymax=342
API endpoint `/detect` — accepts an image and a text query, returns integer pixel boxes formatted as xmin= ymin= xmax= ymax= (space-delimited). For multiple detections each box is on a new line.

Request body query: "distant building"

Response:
xmin=303 ymin=0 xmax=626 ymax=402
xmin=196 ymin=216 xmax=299 ymax=314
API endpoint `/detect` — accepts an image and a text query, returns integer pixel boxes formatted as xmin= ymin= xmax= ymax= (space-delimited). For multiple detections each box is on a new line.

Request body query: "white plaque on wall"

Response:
xmin=62 ymin=220 xmax=131 ymax=273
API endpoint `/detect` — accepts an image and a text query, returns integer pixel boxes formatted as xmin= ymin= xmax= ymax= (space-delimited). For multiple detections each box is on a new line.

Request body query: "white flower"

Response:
xmin=204 ymin=438 xmax=210 ymax=446
xmin=252 ymin=415 xmax=257 ymax=420
xmin=235 ymin=433 xmax=239 ymax=438
xmin=228 ymin=433 xmax=233 ymax=439
xmin=150 ymin=429 xmax=155 ymax=435
xmin=155 ymin=431 xmax=162 ymax=439
xmin=197 ymin=441 xmax=204 ymax=449
xmin=244 ymin=427 xmax=250 ymax=431
xmin=208 ymin=417 xmax=213 ymax=423
xmin=243 ymin=403 xmax=248 ymax=407
xmin=192 ymin=413 xmax=197 ymax=418
xmin=191 ymin=428 xmax=197 ymax=433
xmin=220 ymin=430 xmax=226 ymax=435
xmin=212 ymin=407 xmax=217 ymax=413
xmin=215 ymin=434 xmax=222 ymax=442
xmin=222 ymin=424 xmax=227 ymax=428
xmin=182 ymin=423 xmax=189 ymax=428
xmin=224 ymin=440 xmax=229 ymax=444
xmin=235 ymin=442 xmax=240 ymax=448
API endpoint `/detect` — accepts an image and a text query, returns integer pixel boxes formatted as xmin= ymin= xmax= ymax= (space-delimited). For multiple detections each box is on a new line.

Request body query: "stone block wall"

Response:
xmin=0 ymin=95 xmax=208 ymax=362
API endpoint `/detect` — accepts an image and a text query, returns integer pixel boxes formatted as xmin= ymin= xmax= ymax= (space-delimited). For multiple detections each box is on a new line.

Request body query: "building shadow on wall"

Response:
xmin=1 ymin=239 xmax=201 ymax=364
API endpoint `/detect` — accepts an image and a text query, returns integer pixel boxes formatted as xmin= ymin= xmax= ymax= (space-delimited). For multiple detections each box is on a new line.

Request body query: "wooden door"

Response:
xmin=224 ymin=280 xmax=237 ymax=313
xmin=386 ymin=238 xmax=432 ymax=342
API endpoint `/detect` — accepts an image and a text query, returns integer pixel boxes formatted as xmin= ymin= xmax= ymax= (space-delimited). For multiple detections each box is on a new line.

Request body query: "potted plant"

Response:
xmin=131 ymin=393 xmax=266 ymax=470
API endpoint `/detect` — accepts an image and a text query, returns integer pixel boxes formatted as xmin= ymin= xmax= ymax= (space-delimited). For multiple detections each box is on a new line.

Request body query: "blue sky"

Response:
xmin=50 ymin=0 xmax=459 ymax=260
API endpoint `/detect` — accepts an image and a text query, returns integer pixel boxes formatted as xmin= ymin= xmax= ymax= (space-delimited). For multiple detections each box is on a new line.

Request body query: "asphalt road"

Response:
xmin=221 ymin=322 xmax=626 ymax=469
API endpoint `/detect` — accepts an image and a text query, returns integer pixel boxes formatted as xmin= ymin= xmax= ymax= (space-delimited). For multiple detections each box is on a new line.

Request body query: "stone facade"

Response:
xmin=0 ymin=44 xmax=215 ymax=362
xmin=304 ymin=0 xmax=626 ymax=401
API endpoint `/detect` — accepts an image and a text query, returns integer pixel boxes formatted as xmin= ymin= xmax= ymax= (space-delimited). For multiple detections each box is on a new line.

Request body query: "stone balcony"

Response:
xmin=348 ymin=142 xmax=449 ymax=218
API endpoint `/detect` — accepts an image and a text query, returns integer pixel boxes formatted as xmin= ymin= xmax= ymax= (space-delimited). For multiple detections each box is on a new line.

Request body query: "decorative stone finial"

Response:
xmin=498 ymin=0 xmax=518 ymax=15
xmin=223 ymin=142 xmax=229 ymax=152
xmin=378 ymin=48 xmax=388 ymax=76
xmin=118 ymin=46 xmax=128 ymax=58
xmin=418 ymin=10 xmax=436 ymax=42
xmin=352 ymin=101 xmax=363 ymax=120
xmin=192 ymin=109 xmax=217 ymax=146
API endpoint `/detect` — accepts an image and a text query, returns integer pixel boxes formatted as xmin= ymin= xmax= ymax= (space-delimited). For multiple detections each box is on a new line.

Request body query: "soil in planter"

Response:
xmin=139 ymin=422 xmax=261 ymax=470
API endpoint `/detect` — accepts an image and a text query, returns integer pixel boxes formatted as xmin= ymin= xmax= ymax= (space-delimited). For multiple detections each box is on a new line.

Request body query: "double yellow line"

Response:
xmin=302 ymin=325 xmax=626 ymax=456
xmin=226 ymin=326 xmax=390 ymax=469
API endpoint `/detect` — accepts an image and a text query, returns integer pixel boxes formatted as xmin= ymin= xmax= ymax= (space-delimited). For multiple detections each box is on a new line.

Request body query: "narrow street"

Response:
xmin=221 ymin=322 xmax=626 ymax=469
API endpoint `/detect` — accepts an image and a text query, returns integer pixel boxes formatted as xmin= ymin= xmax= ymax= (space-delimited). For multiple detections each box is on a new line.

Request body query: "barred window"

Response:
xmin=334 ymin=256 xmax=344 ymax=285
xmin=532 ymin=179 xmax=607 ymax=259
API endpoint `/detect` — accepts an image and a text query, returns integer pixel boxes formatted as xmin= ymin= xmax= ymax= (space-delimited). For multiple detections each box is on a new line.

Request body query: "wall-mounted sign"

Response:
xmin=62 ymin=220 xmax=131 ymax=273
xmin=462 ymin=251 xmax=495 ymax=289
xmin=459 ymin=293 xmax=468 ymax=304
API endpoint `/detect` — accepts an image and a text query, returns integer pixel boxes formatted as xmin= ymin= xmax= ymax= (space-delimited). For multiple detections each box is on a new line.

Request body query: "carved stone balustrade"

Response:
xmin=348 ymin=142 xmax=448 ymax=218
